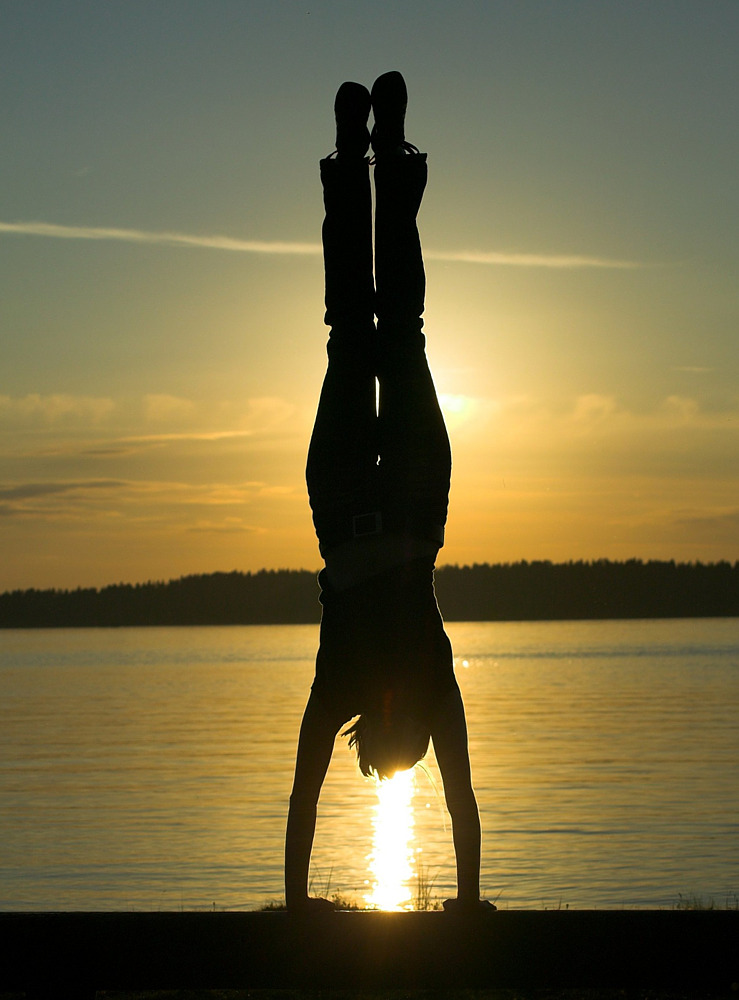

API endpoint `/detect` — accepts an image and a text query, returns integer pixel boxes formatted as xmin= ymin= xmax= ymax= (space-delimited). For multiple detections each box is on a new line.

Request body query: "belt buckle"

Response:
xmin=352 ymin=511 xmax=382 ymax=538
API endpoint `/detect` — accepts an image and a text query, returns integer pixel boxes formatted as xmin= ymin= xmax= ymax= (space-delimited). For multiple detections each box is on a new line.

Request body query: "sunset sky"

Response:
xmin=2 ymin=1 xmax=737 ymax=591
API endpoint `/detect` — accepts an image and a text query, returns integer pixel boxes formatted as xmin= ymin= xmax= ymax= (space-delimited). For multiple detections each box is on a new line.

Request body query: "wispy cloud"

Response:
xmin=0 ymin=393 xmax=298 ymax=447
xmin=675 ymin=508 xmax=739 ymax=531
xmin=187 ymin=518 xmax=261 ymax=534
xmin=0 ymin=479 xmax=125 ymax=519
xmin=424 ymin=249 xmax=640 ymax=269
xmin=0 ymin=219 xmax=641 ymax=269
xmin=0 ymin=220 xmax=320 ymax=256
xmin=0 ymin=393 xmax=115 ymax=424
xmin=143 ymin=394 xmax=196 ymax=422
xmin=0 ymin=480 xmax=124 ymax=502
xmin=0 ymin=476 xmax=294 ymax=523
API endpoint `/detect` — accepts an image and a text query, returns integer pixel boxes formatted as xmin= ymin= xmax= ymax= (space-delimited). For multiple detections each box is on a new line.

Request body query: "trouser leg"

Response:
xmin=319 ymin=156 xmax=375 ymax=335
xmin=374 ymin=154 xmax=451 ymax=543
xmin=306 ymin=157 xmax=379 ymax=554
xmin=374 ymin=153 xmax=427 ymax=335
xmin=377 ymin=339 xmax=451 ymax=542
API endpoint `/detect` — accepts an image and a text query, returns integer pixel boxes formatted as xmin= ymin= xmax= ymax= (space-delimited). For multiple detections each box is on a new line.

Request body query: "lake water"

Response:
xmin=1 ymin=619 xmax=738 ymax=911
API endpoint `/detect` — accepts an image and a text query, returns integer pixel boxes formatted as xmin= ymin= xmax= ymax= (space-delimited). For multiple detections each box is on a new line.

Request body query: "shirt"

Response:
xmin=311 ymin=555 xmax=456 ymax=723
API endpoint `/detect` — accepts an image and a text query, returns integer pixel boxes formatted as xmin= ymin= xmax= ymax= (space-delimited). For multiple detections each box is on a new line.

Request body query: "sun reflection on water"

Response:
xmin=364 ymin=768 xmax=416 ymax=910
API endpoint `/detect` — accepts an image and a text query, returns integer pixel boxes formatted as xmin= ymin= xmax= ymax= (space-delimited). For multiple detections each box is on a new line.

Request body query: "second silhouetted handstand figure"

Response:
xmin=285 ymin=71 xmax=493 ymax=912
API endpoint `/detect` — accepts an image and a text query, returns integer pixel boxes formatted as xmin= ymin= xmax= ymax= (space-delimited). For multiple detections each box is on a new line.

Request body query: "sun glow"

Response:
xmin=364 ymin=768 xmax=417 ymax=910
xmin=438 ymin=393 xmax=477 ymax=430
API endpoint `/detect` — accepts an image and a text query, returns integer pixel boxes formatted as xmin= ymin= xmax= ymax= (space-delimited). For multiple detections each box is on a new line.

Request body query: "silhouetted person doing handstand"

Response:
xmin=286 ymin=72 xmax=492 ymax=912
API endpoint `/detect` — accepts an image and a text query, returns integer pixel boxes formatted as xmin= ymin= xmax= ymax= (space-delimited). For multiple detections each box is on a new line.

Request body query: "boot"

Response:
xmin=320 ymin=82 xmax=375 ymax=345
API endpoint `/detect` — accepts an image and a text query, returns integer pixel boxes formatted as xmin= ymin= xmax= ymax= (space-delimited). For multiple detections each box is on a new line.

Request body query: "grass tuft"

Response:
xmin=675 ymin=892 xmax=739 ymax=910
xmin=414 ymin=865 xmax=442 ymax=911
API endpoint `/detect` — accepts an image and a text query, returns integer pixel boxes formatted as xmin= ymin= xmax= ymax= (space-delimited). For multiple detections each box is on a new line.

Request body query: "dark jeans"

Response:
xmin=306 ymin=155 xmax=451 ymax=555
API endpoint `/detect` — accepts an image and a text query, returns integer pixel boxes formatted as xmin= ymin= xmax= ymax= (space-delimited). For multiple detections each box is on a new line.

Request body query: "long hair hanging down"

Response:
xmin=342 ymin=711 xmax=430 ymax=780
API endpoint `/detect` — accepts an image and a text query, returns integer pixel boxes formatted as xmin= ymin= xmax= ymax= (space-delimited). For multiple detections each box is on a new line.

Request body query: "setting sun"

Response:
xmin=365 ymin=769 xmax=416 ymax=910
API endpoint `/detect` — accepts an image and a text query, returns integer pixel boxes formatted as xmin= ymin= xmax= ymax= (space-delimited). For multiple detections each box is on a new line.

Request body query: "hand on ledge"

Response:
xmin=442 ymin=897 xmax=497 ymax=913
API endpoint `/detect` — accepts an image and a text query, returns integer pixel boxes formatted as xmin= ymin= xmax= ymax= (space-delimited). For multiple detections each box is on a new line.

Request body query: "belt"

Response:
xmin=318 ymin=508 xmax=445 ymax=554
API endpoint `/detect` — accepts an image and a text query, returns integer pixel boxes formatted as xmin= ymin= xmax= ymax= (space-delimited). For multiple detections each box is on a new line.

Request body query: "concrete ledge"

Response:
xmin=1 ymin=911 xmax=738 ymax=994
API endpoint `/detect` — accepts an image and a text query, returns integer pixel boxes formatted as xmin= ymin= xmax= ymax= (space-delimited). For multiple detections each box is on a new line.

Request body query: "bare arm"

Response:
xmin=285 ymin=691 xmax=340 ymax=909
xmin=430 ymin=685 xmax=484 ymax=907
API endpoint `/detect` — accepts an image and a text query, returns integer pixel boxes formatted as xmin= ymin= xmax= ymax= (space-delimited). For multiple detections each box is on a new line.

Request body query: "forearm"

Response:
xmin=448 ymin=788 xmax=482 ymax=902
xmin=284 ymin=794 xmax=318 ymax=906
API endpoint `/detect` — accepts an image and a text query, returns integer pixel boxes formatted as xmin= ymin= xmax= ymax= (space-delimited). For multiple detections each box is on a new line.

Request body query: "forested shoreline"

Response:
xmin=1 ymin=559 xmax=737 ymax=628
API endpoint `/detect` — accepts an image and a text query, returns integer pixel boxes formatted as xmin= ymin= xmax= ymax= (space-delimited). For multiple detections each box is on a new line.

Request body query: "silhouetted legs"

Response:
xmin=306 ymin=152 xmax=450 ymax=554
xmin=306 ymin=157 xmax=378 ymax=551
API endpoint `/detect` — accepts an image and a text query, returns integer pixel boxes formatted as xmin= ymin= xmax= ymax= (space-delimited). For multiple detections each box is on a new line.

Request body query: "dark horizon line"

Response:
xmin=3 ymin=555 xmax=739 ymax=599
xmin=2 ymin=559 xmax=738 ymax=629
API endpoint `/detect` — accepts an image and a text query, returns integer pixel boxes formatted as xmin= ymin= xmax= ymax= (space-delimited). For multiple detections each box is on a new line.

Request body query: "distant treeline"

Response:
xmin=1 ymin=560 xmax=738 ymax=628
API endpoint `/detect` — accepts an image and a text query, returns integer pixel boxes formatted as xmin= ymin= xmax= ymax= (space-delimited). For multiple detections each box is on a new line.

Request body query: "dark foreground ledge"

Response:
xmin=1 ymin=911 xmax=738 ymax=995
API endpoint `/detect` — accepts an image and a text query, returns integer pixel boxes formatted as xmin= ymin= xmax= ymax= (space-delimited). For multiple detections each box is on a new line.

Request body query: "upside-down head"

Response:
xmin=342 ymin=693 xmax=430 ymax=780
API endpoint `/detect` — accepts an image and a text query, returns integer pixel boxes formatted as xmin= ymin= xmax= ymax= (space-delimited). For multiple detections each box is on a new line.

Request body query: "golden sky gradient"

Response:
xmin=2 ymin=1 xmax=737 ymax=590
